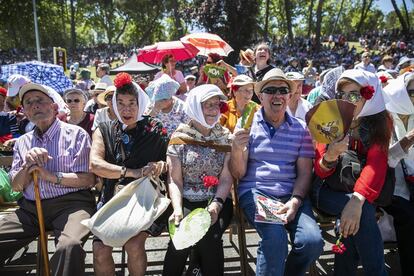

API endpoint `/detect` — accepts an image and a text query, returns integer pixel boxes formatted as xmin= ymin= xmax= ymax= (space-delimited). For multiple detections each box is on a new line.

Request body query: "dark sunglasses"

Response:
xmin=66 ymin=99 xmax=81 ymax=103
xmin=260 ymin=86 xmax=290 ymax=95
xmin=104 ymin=94 xmax=113 ymax=101
xmin=408 ymin=89 xmax=414 ymax=97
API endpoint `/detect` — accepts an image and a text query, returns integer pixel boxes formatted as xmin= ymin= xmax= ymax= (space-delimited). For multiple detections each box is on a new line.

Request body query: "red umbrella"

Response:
xmin=137 ymin=41 xmax=199 ymax=64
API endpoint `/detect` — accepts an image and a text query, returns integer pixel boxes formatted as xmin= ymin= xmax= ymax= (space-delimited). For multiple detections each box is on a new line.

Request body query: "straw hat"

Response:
xmin=97 ymin=85 xmax=116 ymax=106
xmin=239 ymin=49 xmax=254 ymax=64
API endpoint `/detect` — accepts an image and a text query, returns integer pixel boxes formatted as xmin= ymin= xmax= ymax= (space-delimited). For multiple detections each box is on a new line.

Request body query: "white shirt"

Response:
xmin=388 ymin=113 xmax=414 ymax=200
xmin=99 ymin=75 xmax=113 ymax=86
xmin=287 ymin=98 xmax=313 ymax=122
xmin=92 ymin=107 xmax=113 ymax=131
xmin=354 ymin=62 xmax=376 ymax=73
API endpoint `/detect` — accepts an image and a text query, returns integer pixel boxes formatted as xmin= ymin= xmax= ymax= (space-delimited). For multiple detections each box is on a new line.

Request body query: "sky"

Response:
xmin=376 ymin=0 xmax=413 ymax=14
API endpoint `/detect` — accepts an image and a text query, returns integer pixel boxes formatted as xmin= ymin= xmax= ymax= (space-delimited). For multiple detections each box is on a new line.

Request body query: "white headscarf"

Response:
xmin=336 ymin=69 xmax=385 ymax=118
xmin=184 ymin=84 xmax=227 ymax=129
xmin=383 ymin=73 xmax=414 ymax=115
xmin=112 ymin=82 xmax=150 ymax=129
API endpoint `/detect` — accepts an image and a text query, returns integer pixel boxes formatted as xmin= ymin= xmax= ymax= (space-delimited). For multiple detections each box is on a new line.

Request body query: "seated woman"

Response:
xmin=383 ymin=72 xmax=414 ymax=276
xmin=220 ymin=74 xmax=259 ymax=133
xmin=90 ymin=73 xmax=169 ymax=276
xmin=63 ymin=88 xmax=94 ymax=137
xmin=92 ymin=85 xmax=117 ymax=132
xmin=154 ymin=54 xmax=186 ymax=94
xmin=145 ymin=74 xmax=190 ymax=138
xmin=198 ymin=53 xmax=232 ymax=92
xmin=162 ymin=84 xmax=234 ymax=276
xmin=312 ymin=69 xmax=392 ymax=276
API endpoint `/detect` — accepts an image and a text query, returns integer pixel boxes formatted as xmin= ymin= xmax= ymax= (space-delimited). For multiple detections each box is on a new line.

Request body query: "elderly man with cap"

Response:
xmin=96 ymin=63 xmax=113 ymax=86
xmin=355 ymin=52 xmax=376 ymax=73
xmin=84 ymin=82 xmax=107 ymax=114
xmin=286 ymin=72 xmax=313 ymax=121
xmin=0 ymin=83 xmax=96 ymax=275
xmin=230 ymin=68 xmax=323 ymax=276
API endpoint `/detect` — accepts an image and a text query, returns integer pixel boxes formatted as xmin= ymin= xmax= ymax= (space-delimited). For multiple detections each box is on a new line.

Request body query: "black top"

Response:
xmin=246 ymin=64 xmax=274 ymax=104
xmin=98 ymin=116 xmax=168 ymax=205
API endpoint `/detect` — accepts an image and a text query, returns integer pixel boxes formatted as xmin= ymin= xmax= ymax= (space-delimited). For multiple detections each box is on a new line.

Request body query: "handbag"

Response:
xmin=324 ymin=142 xmax=395 ymax=207
xmin=81 ymin=176 xmax=171 ymax=247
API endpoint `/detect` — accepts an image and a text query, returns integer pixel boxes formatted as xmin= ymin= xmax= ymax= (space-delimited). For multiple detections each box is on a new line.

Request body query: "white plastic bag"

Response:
xmin=81 ymin=177 xmax=170 ymax=247
xmin=377 ymin=208 xmax=397 ymax=242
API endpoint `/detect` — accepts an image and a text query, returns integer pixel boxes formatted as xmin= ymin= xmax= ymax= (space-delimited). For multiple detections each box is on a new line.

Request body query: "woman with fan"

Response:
xmin=162 ymin=84 xmax=233 ymax=276
xmin=312 ymin=69 xmax=393 ymax=276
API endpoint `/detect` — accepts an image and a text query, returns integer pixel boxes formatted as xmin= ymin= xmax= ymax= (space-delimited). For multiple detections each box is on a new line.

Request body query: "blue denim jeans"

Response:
xmin=239 ymin=190 xmax=324 ymax=276
xmin=312 ymin=182 xmax=387 ymax=276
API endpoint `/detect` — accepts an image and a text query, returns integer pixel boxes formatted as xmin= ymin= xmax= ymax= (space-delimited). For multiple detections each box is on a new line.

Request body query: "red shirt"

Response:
xmin=314 ymin=139 xmax=388 ymax=203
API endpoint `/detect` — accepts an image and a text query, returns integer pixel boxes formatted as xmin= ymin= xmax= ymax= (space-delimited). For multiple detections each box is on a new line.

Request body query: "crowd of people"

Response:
xmin=0 ymin=36 xmax=413 ymax=276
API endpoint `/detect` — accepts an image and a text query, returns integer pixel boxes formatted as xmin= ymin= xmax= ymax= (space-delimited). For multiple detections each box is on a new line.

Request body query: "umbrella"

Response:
xmin=0 ymin=61 xmax=73 ymax=94
xmin=111 ymin=53 xmax=160 ymax=75
xmin=168 ymin=208 xmax=211 ymax=250
xmin=180 ymin=33 xmax=234 ymax=57
xmin=137 ymin=41 xmax=199 ymax=64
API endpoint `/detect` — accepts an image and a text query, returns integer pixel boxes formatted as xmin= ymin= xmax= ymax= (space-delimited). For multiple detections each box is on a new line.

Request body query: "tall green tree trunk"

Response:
xmin=314 ymin=0 xmax=324 ymax=51
xmin=284 ymin=0 xmax=294 ymax=44
xmin=307 ymin=0 xmax=314 ymax=38
xmin=264 ymin=0 xmax=270 ymax=41
xmin=391 ymin=0 xmax=410 ymax=37
xmin=70 ymin=0 xmax=76 ymax=54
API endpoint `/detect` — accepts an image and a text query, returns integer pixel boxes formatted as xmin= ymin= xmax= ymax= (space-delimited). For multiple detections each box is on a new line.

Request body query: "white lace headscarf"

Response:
xmin=383 ymin=72 xmax=414 ymax=115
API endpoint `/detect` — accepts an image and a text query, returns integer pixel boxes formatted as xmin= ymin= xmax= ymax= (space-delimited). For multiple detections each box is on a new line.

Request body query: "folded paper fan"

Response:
xmin=305 ymin=99 xmax=356 ymax=144
xmin=168 ymin=208 xmax=211 ymax=250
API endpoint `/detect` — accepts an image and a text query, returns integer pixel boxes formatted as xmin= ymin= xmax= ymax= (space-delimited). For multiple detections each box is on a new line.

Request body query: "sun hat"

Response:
xmin=97 ymin=85 xmax=116 ymax=106
xmin=185 ymin=75 xmax=196 ymax=80
xmin=239 ymin=49 xmax=254 ymax=64
xmin=254 ymin=68 xmax=295 ymax=94
xmin=19 ymin=83 xmax=54 ymax=101
xmin=286 ymin=71 xmax=305 ymax=81
xmin=93 ymin=82 xmax=108 ymax=92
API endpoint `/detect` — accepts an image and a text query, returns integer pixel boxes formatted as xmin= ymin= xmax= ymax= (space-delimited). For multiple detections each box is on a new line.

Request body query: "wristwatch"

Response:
xmin=55 ymin=172 xmax=63 ymax=185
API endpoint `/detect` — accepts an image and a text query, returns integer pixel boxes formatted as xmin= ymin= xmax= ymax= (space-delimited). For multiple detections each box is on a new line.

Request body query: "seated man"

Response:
xmin=230 ymin=68 xmax=323 ymax=276
xmin=0 ymin=83 xmax=96 ymax=275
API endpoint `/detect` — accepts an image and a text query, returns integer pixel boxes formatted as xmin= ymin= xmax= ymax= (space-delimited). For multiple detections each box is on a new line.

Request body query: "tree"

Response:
xmin=356 ymin=0 xmax=374 ymax=36
xmin=307 ymin=0 xmax=315 ymax=38
xmin=284 ymin=0 xmax=294 ymax=44
xmin=314 ymin=0 xmax=324 ymax=51
xmin=390 ymin=0 xmax=410 ymax=37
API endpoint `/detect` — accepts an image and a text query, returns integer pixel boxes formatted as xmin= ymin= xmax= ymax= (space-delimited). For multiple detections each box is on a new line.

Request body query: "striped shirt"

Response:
xmin=9 ymin=119 xmax=91 ymax=200
xmin=238 ymin=108 xmax=314 ymax=198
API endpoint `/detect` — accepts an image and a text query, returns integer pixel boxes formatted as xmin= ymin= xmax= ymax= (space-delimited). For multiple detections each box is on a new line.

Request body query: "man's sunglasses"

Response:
xmin=260 ymin=86 xmax=290 ymax=95
xmin=104 ymin=94 xmax=113 ymax=101
xmin=408 ymin=89 xmax=414 ymax=97
xmin=66 ymin=99 xmax=81 ymax=103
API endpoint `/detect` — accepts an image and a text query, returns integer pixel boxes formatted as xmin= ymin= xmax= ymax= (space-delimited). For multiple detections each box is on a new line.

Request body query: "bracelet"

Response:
xmin=212 ymin=197 xmax=225 ymax=205
xmin=120 ymin=166 xmax=127 ymax=179
xmin=321 ymin=155 xmax=338 ymax=169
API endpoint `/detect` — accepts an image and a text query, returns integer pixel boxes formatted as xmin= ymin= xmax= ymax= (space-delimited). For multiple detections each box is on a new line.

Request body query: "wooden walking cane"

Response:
xmin=33 ymin=171 xmax=51 ymax=276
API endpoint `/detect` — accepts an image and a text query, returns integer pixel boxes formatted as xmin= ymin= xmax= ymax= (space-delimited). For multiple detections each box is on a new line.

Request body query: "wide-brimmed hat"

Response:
xmin=97 ymin=85 xmax=116 ymax=106
xmin=286 ymin=72 xmax=305 ymax=81
xmin=92 ymin=82 xmax=108 ymax=92
xmin=254 ymin=68 xmax=295 ymax=94
xmin=185 ymin=74 xmax=196 ymax=80
xmin=239 ymin=49 xmax=254 ymax=64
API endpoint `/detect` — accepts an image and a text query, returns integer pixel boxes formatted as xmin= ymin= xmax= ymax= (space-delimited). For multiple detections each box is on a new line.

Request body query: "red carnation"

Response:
xmin=332 ymin=234 xmax=347 ymax=254
xmin=0 ymin=87 xmax=7 ymax=96
xmin=203 ymin=175 xmax=219 ymax=188
xmin=379 ymin=75 xmax=388 ymax=84
xmin=220 ymin=101 xmax=229 ymax=114
xmin=360 ymin=85 xmax=375 ymax=100
xmin=114 ymin=73 xmax=133 ymax=88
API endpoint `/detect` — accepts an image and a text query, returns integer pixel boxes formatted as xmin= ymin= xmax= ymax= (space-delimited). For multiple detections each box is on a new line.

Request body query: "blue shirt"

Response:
xmin=238 ymin=108 xmax=314 ymax=198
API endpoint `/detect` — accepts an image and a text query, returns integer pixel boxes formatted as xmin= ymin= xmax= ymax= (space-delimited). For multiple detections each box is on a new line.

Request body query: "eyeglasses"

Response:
xmin=408 ymin=89 xmax=414 ymax=97
xmin=66 ymin=99 xmax=81 ymax=103
xmin=104 ymin=94 xmax=113 ymax=101
xmin=260 ymin=86 xmax=290 ymax=95
xmin=202 ymin=102 xmax=221 ymax=110
xmin=336 ymin=91 xmax=362 ymax=103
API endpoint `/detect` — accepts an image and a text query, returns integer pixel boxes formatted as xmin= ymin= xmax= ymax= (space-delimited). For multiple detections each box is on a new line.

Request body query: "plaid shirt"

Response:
xmin=9 ymin=119 xmax=91 ymax=200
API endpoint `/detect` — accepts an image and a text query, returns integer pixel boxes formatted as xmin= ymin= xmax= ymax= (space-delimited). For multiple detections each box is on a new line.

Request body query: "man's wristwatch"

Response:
xmin=55 ymin=172 xmax=63 ymax=185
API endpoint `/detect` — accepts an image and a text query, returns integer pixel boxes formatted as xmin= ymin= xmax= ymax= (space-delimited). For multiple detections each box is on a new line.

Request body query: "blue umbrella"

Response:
xmin=0 ymin=61 xmax=73 ymax=94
